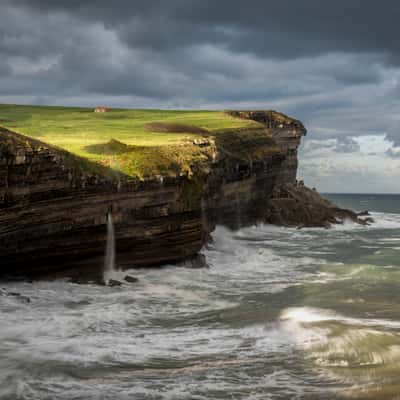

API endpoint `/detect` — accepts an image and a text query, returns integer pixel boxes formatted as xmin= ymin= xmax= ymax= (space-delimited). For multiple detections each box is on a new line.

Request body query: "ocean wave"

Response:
xmin=280 ymin=306 xmax=400 ymax=373
xmin=330 ymin=211 xmax=400 ymax=231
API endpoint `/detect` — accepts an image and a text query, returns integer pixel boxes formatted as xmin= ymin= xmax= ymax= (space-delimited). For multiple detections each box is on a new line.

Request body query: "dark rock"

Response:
xmin=1 ymin=291 xmax=31 ymax=303
xmin=362 ymin=217 xmax=375 ymax=225
xmin=108 ymin=279 xmax=123 ymax=287
xmin=124 ymin=275 xmax=139 ymax=283
xmin=265 ymin=184 xmax=369 ymax=228
xmin=178 ymin=254 xmax=209 ymax=269
xmin=15 ymin=294 xmax=31 ymax=303
xmin=357 ymin=210 xmax=371 ymax=216
xmin=7 ymin=291 xmax=21 ymax=296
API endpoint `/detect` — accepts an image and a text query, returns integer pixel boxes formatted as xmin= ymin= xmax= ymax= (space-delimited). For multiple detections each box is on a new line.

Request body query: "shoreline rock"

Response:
xmin=124 ymin=275 xmax=139 ymax=283
xmin=1 ymin=289 xmax=31 ymax=303
xmin=265 ymin=183 xmax=374 ymax=228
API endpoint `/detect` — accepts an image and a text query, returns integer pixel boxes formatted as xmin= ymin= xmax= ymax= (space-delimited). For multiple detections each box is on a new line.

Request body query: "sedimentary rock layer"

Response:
xmin=0 ymin=111 xmax=308 ymax=277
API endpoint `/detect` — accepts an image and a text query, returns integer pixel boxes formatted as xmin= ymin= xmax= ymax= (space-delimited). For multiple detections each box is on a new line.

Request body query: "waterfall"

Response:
xmin=103 ymin=213 xmax=116 ymax=284
xmin=235 ymin=192 xmax=242 ymax=229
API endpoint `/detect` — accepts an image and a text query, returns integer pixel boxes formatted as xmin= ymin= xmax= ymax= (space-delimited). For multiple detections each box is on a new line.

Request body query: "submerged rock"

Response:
xmin=0 ymin=289 xmax=31 ymax=303
xmin=124 ymin=275 xmax=139 ymax=283
xmin=107 ymin=279 xmax=123 ymax=287
xmin=178 ymin=254 xmax=209 ymax=269
xmin=357 ymin=210 xmax=371 ymax=216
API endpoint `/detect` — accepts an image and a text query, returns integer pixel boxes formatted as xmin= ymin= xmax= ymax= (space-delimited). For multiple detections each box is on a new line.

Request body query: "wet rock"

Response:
xmin=178 ymin=254 xmax=209 ymax=269
xmin=357 ymin=210 xmax=371 ymax=216
xmin=108 ymin=279 xmax=123 ymax=287
xmin=0 ymin=290 xmax=31 ymax=303
xmin=7 ymin=291 xmax=21 ymax=296
xmin=12 ymin=294 xmax=31 ymax=303
xmin=124 ymin=275 xmax=139 ymax=283
xmin=362 ymin=217 xmax=375 ymax=225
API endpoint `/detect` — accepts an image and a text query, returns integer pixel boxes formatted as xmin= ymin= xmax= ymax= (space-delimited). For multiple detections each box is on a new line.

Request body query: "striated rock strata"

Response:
xmin=0 ymin=111 xmax=364 ymax=279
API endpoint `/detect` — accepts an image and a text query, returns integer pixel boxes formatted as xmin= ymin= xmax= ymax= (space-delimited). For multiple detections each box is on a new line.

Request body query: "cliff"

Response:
xmin=0 ymin=108 xmax=364 ymax=279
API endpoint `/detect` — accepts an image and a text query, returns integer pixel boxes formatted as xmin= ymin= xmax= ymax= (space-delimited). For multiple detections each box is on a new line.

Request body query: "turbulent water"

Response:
xmin=1 ymin=194 xmax=400 ymax=400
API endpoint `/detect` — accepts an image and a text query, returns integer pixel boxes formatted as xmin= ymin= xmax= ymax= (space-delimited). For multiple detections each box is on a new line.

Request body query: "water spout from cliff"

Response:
xmin=235 ymin=192 xmax=242 ymax=229
xmin=103 ymin=213 xmax=116 ymax=284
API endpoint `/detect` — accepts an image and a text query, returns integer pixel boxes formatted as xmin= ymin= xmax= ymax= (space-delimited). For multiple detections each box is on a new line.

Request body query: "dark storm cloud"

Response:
xmin=0 ymin=0 xmax=396 ymax=102
xmin=1 ymin=0 xmax=400 ymax=192
xmin=385 ymin=132 xmax=400 ymax=148
xmin=6 ymin=0 xmax=400 ymax=62
xmin=0 ymin=61 xmax=12 ymax=77
xmin=0 ymin=2 xmax=396 ymax=133
xmin=0 ymin=6 xmax=64 ymax=60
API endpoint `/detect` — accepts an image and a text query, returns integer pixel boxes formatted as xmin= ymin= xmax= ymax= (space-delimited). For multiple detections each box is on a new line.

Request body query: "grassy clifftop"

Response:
xmin=0 ymin=104 xmax=281 ymax=179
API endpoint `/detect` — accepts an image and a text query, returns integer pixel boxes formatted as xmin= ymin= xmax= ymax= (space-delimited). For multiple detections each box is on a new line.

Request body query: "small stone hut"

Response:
xmin=94 ymin=106 xmax=110 ymax=113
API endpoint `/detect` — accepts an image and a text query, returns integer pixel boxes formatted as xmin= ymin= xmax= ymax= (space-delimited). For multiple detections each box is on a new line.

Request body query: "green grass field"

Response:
xmin=0 ymin=104 xmax=274 ymax=178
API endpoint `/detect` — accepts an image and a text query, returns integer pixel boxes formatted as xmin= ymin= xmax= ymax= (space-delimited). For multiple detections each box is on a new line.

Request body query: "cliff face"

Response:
xmin=227 ymin=111 xmax=306 ymax=183
xmin=0 ymin=111 xmax=306 ymax=278
xmin=203 ymin=111 xmax=306 ymax=228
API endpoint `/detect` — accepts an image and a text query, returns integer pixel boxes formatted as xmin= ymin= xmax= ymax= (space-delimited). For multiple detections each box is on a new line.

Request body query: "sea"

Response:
xmin=1 ymin=193 xmax=400 ymax=399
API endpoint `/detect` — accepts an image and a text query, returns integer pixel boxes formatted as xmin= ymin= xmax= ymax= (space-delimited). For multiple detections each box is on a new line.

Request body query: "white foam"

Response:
xmin=203 ymin=225 xmax=320 ymax=295
xmin=329 ymin=212 xmax=400 ymax=231
xmin=281 ymin=306 xmax=400 ymax=329
xmin=281 ymin=307 xmax=337 ymax=323
xmin=2 ymin=213 xmax=400 ymax=398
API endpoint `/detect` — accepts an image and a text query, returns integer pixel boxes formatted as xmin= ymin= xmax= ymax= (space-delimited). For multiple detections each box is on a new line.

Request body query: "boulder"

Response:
xmin=124 ymin=275 xmax=139 ymax=283
xmin=107 ymin=279 xmax=123 ymax=287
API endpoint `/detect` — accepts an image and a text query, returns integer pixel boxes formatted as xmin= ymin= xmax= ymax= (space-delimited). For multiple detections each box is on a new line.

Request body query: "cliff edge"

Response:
xmin=0 ymin=106 xmax=368 ymax=279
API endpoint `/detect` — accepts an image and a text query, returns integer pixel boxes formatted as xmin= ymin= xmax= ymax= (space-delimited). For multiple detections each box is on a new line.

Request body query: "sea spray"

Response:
xmin=103 ymin=212 xmax=116 ymax=284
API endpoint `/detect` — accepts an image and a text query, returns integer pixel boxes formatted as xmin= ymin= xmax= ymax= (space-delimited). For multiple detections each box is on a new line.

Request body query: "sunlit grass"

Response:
xmin=0 ymin=104 xmax=264 ymax=178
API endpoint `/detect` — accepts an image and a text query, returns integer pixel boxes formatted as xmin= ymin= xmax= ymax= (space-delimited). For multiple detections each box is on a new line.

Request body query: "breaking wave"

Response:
xmin=1 ymin=199 xmax=400 ymax=399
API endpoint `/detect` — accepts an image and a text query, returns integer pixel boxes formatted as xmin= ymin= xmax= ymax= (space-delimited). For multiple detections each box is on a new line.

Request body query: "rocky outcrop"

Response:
xmin=0 ymin=110 xmax=357 ymax=279
xmin=265 ymin=183 xmax=373 ymax=228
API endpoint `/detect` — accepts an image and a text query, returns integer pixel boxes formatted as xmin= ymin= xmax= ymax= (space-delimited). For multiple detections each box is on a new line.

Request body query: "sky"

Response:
xmin=1 ymin=0 xmax=400 ymax=193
